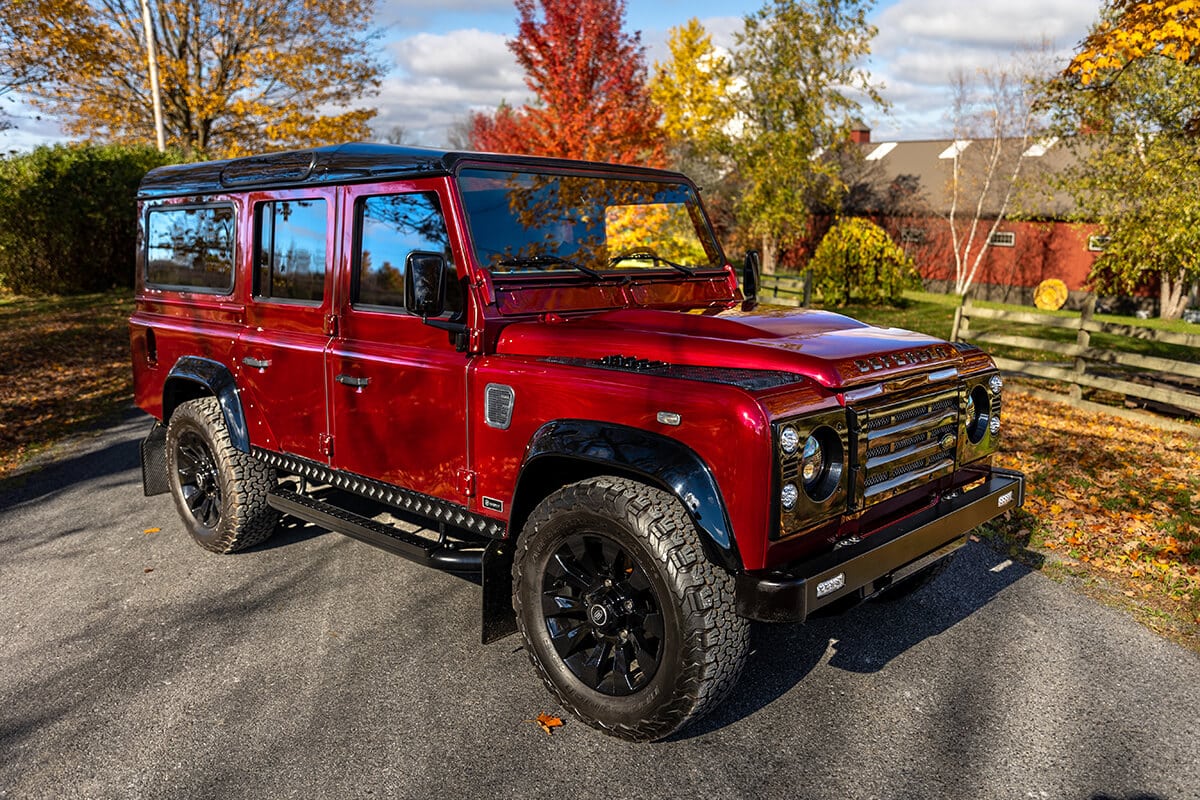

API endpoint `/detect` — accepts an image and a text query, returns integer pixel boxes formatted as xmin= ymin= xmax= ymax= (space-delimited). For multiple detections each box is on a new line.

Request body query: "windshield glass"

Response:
xmin=456 ymin=167 xmax=723 ymax=276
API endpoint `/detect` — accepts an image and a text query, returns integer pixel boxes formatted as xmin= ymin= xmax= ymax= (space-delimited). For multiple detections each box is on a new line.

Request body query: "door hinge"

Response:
xmin=457 ymin=469 xmax=477 ymax=498
xmin=318 ymin=433 xmax=333 ymax=458
xmin=324 ymin=314 xmax=339 ymax=336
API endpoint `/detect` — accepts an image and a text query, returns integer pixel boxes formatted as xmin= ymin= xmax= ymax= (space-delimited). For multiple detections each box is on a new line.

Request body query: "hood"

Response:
xmin=495 ymin=307 xmax=962 ymax=390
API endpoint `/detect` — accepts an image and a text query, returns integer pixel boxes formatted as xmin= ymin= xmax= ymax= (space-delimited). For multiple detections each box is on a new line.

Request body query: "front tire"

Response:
xmin=165 ymin=397 xmax=279 ymax=553
xmin=513 ymin=476 xmax=748 ymax=741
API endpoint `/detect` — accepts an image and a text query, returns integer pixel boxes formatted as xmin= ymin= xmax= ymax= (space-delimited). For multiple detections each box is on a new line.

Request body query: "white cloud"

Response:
xmin=391 ymin=29 xmax=525 ymax=91
xmin=375 ymin=28 xmax=533 ymax=146
xmin=864 ymin=0 xmax=1099 ymax=137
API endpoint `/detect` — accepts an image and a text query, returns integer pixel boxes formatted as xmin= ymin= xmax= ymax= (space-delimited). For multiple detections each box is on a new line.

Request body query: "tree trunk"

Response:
xmin=760 ymin=235 xmax=778 ymax=275
xmin=1159 ymin=268 xmax=1188 ymax=320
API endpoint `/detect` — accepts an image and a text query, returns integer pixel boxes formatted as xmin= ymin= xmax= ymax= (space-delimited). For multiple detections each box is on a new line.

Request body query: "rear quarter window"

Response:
xmin=145 ymin=204 xmax=236 ymax=292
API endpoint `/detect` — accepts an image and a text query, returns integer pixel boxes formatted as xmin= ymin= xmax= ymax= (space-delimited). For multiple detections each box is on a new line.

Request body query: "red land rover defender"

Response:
xmin=131 ymin=144 xmax=1024 ymax=741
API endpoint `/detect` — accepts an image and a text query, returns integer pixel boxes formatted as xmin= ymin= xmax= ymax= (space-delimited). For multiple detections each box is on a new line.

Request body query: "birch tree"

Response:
xmin=943 ymin=60 xmax=1046 ymax=299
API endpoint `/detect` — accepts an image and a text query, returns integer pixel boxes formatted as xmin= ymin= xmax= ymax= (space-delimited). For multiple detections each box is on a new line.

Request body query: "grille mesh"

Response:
xmin=857 ymin=388 xmax=959 ymax=505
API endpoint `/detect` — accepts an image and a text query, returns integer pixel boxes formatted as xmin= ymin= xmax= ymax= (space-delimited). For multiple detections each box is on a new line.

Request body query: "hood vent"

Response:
xmin=542 ymin=356 xmax=800 ymax=392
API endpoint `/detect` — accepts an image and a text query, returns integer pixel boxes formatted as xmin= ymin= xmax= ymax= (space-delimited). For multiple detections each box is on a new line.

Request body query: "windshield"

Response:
xmin=456 ymin=167 xmax=724 ymax=277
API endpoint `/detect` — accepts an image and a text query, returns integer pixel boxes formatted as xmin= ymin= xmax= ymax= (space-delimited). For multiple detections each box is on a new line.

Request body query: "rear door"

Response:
xmin=326 ymin=178 xmax=470 ymax=502
xmin=235 ymin=188 xmax=337 ymax=463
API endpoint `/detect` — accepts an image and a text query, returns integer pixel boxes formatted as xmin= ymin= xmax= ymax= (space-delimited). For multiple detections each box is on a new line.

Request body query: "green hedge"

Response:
xmin=0 ymin=144 xmax=183 ymax=295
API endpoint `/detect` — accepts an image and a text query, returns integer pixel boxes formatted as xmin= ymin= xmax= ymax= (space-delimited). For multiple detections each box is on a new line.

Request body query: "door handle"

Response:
xmin=242 ymin=356 xmax=271 ymax=369
xmin=335 ymin=374 xmax=370 ymax=388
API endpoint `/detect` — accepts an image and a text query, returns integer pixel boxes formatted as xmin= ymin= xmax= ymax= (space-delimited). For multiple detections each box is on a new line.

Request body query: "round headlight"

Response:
xmin=988 ymin=374 xmax=1003 ymax=395
xmin=801 ymin=435 xmax=823 ymax=485
xmin=781 ymin=483 xmax=798 ymax=510
xmin=798 ymin=425 xmax=843 ymax=503
xmin=780 ymin=425 xmax=800 ymax=455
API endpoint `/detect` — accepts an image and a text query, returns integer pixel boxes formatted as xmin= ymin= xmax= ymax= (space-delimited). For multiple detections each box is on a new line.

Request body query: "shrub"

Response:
xmin=807 ymin=217 xmax=917 ymax=306
xmin=0 ymin=144 xmax=183 ymax=295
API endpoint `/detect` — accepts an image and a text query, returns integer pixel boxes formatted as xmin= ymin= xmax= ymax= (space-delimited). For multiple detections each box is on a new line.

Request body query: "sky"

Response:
xmin=0 ymin=0 xmax=1102 ymax=152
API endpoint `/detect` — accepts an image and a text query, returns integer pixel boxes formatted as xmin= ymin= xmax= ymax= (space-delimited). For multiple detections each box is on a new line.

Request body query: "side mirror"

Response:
xmin=742 ymin=250 xmax=761 ymax=303
xmin=404 ymin=251 xmax=447 ymax=319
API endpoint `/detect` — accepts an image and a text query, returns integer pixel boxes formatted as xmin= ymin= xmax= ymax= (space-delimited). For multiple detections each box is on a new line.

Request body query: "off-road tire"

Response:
xmin=513 ymin=476 xmax=749 ymax=742
xmin=871 ymin=552 xmax=957 ymax=602
xmin=165 ymin=397 xmax=279 ymax=553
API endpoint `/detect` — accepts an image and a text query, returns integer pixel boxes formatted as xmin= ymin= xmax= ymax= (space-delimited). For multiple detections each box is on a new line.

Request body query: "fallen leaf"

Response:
xmin=143 ymin=567 xmax=154 ymax=573
xmin=535 ymin=712 xmax=564 ymax=735
xmin=143 ymin=527 xmax=160 ymax=535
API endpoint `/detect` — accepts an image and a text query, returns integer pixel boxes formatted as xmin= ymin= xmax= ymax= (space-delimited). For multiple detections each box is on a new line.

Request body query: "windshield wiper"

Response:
xmin=496 ymin=255 xmax=604 ymax=279
xmin=607 ymin=251 xmax=696 ymax=276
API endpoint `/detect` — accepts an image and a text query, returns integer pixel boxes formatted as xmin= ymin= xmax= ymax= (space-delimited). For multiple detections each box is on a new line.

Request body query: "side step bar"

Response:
xmin=266 ymin=489 xmax=483 ymax=571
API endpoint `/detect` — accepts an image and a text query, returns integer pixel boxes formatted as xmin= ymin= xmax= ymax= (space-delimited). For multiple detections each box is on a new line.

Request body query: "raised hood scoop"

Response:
xmin=496 ymin=307 xmax=962 ymax=390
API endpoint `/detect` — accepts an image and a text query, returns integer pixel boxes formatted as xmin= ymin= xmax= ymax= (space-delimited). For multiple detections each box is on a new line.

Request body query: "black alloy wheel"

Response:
xmin=164 ymin=397 xmax=279 ymax=553
xmin=175 ymin=430 xmax=223 ymax=528
xmin=541 ymin=532 xmax=665 ymax=696
xmin=513 ymin=476 xmax=749 ymax=741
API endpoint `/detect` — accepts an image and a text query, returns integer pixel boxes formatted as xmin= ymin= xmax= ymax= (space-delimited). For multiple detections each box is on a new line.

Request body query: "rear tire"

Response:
xmin=165 ymin=397 xmax=279 ymax=553
xmin=513 ymin=476 xmax=748 ymax=741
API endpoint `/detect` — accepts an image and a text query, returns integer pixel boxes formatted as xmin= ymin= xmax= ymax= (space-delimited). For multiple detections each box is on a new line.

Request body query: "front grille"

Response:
xmin=854 ymin=387 xmax=959 ymax=506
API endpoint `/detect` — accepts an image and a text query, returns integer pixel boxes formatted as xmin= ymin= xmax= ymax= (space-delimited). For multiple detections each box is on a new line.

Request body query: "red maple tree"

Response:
xmin=469 ymin=0 xmax=664 ymax=167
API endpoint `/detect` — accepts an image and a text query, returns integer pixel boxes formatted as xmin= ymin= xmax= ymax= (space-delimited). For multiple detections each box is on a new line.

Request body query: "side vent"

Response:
xmin=485 ymin=384 xmax=515 ymax=430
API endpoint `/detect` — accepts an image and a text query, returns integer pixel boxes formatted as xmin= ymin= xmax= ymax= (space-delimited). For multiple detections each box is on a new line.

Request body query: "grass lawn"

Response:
xmin=0 ymin=290 xmax=135 ymax=479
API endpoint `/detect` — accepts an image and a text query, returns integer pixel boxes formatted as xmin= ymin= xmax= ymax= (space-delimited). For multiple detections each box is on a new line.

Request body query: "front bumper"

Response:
xmin=736 ymin=468 xmax=1025 ymax=622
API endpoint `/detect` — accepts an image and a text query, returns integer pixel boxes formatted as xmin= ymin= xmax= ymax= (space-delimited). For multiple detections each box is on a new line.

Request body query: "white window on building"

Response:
xmin=1087 ymin=235 xmax=1110 ymax=252
xmin=899 ymin=227 xmax=926 ymax=244
xmin=988 ymin=231 xmax=1016 ymax=247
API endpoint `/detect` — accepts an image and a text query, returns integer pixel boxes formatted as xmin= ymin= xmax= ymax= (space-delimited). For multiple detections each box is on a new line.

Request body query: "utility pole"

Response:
xmin=139 ymin=0 xmax=166 ymax=151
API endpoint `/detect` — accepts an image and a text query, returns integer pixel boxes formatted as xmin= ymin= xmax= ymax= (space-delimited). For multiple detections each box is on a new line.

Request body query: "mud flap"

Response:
xmin=481 ymin=539 xmax=517 ymax=644
xmin=140 ymin=422 xmax=170 ymax=497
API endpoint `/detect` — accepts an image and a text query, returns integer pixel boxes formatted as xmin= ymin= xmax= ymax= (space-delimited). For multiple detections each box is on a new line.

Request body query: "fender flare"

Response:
xmin=514 ymin=419 xmax=740 ymax=571
xmin=163 ymin=356 xmax=250 ymax=453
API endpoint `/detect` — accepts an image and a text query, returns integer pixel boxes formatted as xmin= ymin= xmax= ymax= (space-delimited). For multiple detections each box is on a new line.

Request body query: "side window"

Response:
xmin=355 ymin=192 xmax=462 ymax=315
xmin=145 ymin=205 xmax=235 ymax=292
xmin=255 ymin=199 xmax=327 ymax=303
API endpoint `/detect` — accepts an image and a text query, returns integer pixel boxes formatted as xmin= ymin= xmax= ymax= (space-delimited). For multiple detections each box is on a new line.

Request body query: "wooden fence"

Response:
xmin=953 ymin=297 xmax=1200 ymax=420
xmin=758 ymin=272 xmax=811 ymax=307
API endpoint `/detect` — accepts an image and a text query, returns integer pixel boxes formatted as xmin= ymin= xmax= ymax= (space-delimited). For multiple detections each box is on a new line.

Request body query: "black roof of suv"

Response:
xmin=137 ymin=142 xmax=685 ymax=199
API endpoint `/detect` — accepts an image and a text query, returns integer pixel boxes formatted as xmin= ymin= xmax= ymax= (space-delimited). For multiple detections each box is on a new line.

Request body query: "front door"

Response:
xmin=235 ymin=188 xmax=337 ymax=463
xmin=327 ymin=179 xmax=470 ymax=503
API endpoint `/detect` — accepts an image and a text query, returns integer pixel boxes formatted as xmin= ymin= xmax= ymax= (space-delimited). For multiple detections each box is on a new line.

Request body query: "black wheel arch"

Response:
xmin=162 ymin=356 xmax=250 ymax=453
xmin=511 ymin=419 xmax=741 ymax=573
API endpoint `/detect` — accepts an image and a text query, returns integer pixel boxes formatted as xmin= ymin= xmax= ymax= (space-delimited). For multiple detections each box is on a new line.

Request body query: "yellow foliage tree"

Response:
xmin=650 ymin=19 xmax=733 ymax=149
xmin=1068 ymin=0 xmax=1200 ymax=84
xmin=0 ymin=0 xmax=383 ymax=157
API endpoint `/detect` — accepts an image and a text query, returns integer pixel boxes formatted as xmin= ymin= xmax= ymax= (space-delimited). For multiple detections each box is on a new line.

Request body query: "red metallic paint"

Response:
xmin=132 ymin=164 xmax=1001 ymax=576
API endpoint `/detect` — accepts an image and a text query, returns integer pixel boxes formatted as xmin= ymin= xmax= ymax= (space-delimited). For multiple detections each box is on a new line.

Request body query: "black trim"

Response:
xmin=163 ymin=357 xmax=249 ymax=452
xmin=252 ymin=448 xmax=506 ymax=539
xmin=736 ymin=468 xmax=1025 ymax=622
xmin=517 ymin=420 xmax=739 ymax=570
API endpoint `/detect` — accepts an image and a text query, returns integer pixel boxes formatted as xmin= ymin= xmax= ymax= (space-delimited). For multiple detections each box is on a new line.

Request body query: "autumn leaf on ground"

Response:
xmin=534 ymin=712 xmax=564 ymax=735
xmin=143 ymin=527 xmax=160 ymax=535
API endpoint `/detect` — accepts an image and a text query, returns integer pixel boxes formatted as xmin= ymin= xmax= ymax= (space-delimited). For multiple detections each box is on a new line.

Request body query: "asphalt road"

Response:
xmin=2 ymin=408 xmax=1198 ymax=800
